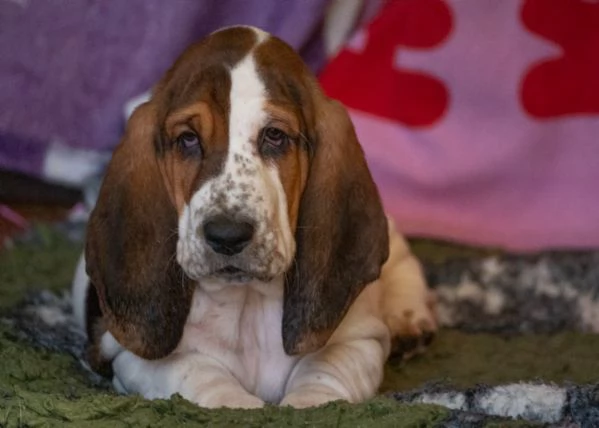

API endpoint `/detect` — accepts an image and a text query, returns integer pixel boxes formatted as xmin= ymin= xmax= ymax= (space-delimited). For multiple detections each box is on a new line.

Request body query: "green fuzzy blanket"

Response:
xmin=1 ymin=227 xmax=598 ymax=427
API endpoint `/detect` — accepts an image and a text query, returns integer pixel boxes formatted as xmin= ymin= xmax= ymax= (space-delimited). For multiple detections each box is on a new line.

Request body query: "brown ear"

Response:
xmin=85 ymin=102 xmax=194 ymax=360
xmin=282 ymin=94 xmax=390 ymax=355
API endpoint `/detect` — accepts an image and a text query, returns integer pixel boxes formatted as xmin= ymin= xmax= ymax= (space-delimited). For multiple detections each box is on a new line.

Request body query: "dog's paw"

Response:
xmin=196 ymin=392 xmax=266 ymax=409
xmin=220 ymin=394 xmax=265 ymax=409
xmin=385 ymin=289 xmax=438 ymax=360
xmin=280 ymin=389 xmax=344 ymax=409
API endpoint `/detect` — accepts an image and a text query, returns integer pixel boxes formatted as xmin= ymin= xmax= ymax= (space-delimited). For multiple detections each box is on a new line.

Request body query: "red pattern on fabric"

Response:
xmin=319 ymin=0 xmax=452 ymax=127
xmin=521 ymin=0 xmax=599 ymax=117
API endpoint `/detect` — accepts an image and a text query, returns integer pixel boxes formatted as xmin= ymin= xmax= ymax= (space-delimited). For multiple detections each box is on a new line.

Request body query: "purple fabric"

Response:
xmin=0 ymin=0 xmax=330 ymax=179
xmin=0 ymin=133 xmax=46 ymax=177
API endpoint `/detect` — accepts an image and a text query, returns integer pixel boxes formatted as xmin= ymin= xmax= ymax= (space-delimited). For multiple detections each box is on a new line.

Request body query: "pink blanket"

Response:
xmin=320 ymin=0 xmax=599 ymax=251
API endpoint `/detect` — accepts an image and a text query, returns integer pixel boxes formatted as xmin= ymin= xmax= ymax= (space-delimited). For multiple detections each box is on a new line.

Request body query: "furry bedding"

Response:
xmin=2 ymin=225 xmax=599 ymax=427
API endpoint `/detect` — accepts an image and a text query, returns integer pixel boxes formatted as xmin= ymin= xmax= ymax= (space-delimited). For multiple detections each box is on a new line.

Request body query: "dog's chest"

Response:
xmin=176 ymin=285 xmax=298 ymax=403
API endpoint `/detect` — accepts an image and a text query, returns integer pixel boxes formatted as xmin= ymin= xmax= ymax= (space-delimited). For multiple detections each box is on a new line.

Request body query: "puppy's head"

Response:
xmin=85 ymin=26 xmax=389 ymax=361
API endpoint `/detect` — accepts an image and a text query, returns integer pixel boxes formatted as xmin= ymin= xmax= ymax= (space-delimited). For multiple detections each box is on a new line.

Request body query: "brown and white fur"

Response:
xmin=72 ymin=26 xmax=436 ymax=409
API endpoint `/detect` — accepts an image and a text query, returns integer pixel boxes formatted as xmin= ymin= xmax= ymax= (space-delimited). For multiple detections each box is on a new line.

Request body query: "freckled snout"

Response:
xmin=203 ymin=215 xmax=255 ymax=256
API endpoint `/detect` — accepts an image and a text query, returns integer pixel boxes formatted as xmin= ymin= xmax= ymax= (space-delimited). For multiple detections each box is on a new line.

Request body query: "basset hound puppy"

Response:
xmin=72 ymin=25 xmax=437 ymax=409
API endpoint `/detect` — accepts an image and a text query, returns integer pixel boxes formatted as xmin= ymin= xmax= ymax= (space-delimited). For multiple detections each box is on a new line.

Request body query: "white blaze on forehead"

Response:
xmin=251 ymin=27 xmax=269 ymax=44
xmin=209 ymin=25 xmax=270 ymax=44
xmin=229 ymin=54 xmax=267 ymax=145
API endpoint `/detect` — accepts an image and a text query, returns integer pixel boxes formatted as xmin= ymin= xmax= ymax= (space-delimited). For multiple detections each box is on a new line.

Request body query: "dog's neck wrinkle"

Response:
xmin=179 ymin=276 xmax=296 ymax=403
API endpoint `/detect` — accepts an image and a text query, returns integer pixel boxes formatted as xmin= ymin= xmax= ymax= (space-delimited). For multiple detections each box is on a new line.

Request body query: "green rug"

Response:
xmin=1 ymin=226 xmax=597 ymax=427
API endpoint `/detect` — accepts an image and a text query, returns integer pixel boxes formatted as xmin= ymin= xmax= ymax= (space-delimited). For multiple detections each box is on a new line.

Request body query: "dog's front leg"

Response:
xmin=280 ymin=309 xmax=390 ymax=409
xmin=111 ymin=346 xmax=264 ymax=409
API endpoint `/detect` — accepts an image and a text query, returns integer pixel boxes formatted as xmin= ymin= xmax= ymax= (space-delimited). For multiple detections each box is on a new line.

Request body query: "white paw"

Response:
xmin=195 ymin=393 xmax=266 ymax=409
xmin=220 ymin=394 xmax=265 ymax=409
xmin=280 ymin=390 xmax=344 ymax=409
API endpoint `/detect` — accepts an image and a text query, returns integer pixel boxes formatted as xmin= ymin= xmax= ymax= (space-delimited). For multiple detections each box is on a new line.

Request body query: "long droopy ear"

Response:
xmin=85 ymin=102 xmax=194 ymax=361
xmin=282 ymin=92 xmax=390 ymax=355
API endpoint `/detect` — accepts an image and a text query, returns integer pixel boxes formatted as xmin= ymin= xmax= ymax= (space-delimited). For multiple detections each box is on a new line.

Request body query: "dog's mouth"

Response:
xmin=217 ymin=266 xmax=244 ymax=275
xmin=210 ymin=265 xmax=275 ymax=284
xmin=214 ymin=265 xmax=255 ymax=283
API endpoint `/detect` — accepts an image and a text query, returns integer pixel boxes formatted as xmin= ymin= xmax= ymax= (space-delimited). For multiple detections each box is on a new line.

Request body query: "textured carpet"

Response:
xmin=2 ymin=224 xmax=599 ymax=427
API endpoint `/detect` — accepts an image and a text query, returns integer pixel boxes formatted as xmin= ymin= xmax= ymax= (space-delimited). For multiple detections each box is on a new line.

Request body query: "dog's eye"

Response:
xmin=260 ymin=127 xmax=289 ymax=155
xmin=263 ymin=127 xmax=287 ymax=146
xmin=176 ymin=131 xmax=202 ymax=157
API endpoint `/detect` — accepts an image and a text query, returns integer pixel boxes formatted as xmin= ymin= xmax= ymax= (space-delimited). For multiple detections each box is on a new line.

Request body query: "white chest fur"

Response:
xmin=176 ymin=280 xmax=299 ymax=403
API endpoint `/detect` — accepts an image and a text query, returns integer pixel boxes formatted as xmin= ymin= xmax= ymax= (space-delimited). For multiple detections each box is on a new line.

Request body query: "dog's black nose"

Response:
xmin=203 ymin=215 xmax=255 ymax=256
